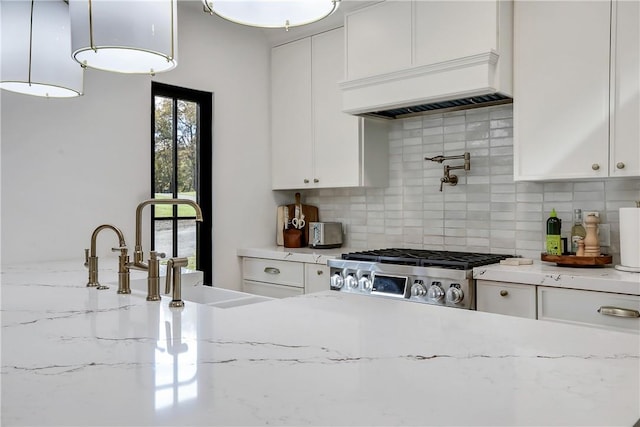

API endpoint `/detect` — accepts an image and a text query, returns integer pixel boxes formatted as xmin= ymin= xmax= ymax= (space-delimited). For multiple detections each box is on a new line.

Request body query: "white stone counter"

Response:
xmin=2 ymin=261 xmax=639 ymax=426
xmin=474 ymin=261 xmax=640 ymax=295
xmin=237 ymin=246 xmax=347 ymax=265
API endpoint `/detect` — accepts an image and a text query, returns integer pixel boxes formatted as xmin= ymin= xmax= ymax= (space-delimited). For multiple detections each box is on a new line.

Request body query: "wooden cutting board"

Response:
xmin=285 ymin=193 xmax=318 ymax=246
xmin=276 ymin=205 xmax=285 ymax=246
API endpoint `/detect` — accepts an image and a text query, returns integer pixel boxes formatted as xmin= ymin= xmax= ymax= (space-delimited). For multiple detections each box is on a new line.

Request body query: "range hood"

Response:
xmin=340 ymin=50 xmax=513 ymax=120
xmin=359 ymin=93 xmax=512 ymax=120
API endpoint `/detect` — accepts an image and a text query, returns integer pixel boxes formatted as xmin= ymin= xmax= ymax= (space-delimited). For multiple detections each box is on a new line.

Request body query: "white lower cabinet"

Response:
xmin=304 ymin=264 xmax=330 ymax=294
xmin=242 ymin=280 xmax=304 ymax=299
xmin=538 ymin=286 xmax=640 ymax=334
xmin=241 ymin=257 xmax=330 ymax=298
xmin=476 ymin=280 xmax=537 ymax=319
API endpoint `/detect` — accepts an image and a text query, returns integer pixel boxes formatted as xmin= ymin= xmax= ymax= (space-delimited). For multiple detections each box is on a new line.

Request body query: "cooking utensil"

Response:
xmin=291 ymin=217 xmax=305 ymax=229
xmin=285 ymin=193 xmax=318 ymax=246
xmin=284 ymin=206 xmax=289 ymax=230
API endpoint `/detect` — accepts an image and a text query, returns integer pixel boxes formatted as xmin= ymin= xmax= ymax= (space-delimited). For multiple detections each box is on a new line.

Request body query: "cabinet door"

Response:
xmin=610 ymin=0 xmax=640 ymax=177
xmin=243 ymin=280 xmax=304 ymax=299
xmin=345 ymin=1 xmax=412 ymax=80
xmin=538 ymin=286 xmax=640 ymax=333
xmin=476 ymin=280 xmax=537 ymax=319
xmin=312 ymin=27 xmax=361 ymax=188
xmin=304 ymin=263 xmax=330 ymax=294
xmin=242 ymin=258 xmax=304 ymax=288
xmin=414 ymin=1 xmax=498 ymax=65
xmin=514 ymin=1 xmax=610 ymax=180
xmin=271 ymin=38 xmax=313 ymax=190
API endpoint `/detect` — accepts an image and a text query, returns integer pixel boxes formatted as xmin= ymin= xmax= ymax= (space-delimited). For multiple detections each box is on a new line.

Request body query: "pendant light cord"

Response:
xmin=28 ymin=0 xmax=34 ymax=86
xmin=88 ymin=0 xmax=96 ymax=52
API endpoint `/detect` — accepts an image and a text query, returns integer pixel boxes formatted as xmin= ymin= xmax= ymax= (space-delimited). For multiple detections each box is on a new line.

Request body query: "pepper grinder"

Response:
xmin=583 ymin=213 xmax=600 ymax=257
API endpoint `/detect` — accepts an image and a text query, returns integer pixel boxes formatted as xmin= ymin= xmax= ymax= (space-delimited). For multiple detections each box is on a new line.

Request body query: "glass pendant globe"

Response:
xmin=69 ymin=0 xmax=178 ymax=75
xmin=0 ymin=1 xmax=83 ymax=98
xmin=202 ymin=0 xmax=340 ymax=29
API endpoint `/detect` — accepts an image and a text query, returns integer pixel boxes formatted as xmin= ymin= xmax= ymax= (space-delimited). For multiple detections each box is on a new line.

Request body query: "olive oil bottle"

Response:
xmin=570 ymin=209 xmax=586 ymax=254
xmin=546 ymin=209 xmax=562 ymax=255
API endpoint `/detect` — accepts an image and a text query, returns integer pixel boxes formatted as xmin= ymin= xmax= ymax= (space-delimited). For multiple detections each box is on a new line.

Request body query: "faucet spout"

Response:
xmin=132 ymin=198 xmax=204 ymax=270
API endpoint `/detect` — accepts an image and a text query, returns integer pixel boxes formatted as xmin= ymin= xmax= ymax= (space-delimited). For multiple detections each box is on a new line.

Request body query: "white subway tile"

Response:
xmin=302 ymin=104 xmax=636 ymax=259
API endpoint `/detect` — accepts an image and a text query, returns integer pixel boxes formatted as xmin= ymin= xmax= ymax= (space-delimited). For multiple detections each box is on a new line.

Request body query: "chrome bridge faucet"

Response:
xmin=130 ymin=198 xmax=203 ymax=301
xmin=84 ymin=198 xmax=203 ymax=302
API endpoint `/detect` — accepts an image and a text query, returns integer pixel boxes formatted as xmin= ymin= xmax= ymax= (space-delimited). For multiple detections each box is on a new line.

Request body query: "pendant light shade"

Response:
xmin=69 ymin=0 xmax=178 ymax=74
xmin=202 ymin=0 xmax=340 ymax=30
xmin=0 ymin=1 xmax=83 ymax=98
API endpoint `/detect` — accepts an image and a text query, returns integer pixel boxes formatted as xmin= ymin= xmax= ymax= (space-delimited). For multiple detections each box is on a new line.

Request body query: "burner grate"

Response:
xmin=341 ymin=248 xmax=513 ymax=270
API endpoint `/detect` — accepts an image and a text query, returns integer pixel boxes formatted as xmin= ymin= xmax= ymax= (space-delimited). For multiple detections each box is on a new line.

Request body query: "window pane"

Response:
xmin=177 ymin=100 xmax=198 ymax=218
xmin=154 ymin=96 xmax=174 ymax=218
xmin=177 ymin=220 xmax=197 ymax=270
xmin=154 ymin=220 xmax=173 ymax=257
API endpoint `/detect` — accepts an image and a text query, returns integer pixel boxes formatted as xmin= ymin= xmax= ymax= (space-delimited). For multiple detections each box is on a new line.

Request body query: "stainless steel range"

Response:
xmin=328 ymin=249 xmax=513 ymax=309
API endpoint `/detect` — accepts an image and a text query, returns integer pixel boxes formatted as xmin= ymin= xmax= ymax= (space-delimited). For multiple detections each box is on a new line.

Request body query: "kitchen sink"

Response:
xmin=123 ymin=271 xmax=273 ymax=308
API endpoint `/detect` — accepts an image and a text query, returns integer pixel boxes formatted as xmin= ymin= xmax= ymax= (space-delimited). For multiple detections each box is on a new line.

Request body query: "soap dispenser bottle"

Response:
xmin=546 ymin=208 xmax=562 ymax=255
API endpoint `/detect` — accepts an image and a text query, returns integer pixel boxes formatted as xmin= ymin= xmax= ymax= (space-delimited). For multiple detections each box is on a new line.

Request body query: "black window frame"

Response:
xmin=151 ymin=82 xmax=213 ymax=285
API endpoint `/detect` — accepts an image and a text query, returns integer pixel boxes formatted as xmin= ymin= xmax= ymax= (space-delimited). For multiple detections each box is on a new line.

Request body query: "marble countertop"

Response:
xmin=474 ymin=261 xmax=640 ymax=295
xmin=2 ymin=261 xmax=639 ymax=426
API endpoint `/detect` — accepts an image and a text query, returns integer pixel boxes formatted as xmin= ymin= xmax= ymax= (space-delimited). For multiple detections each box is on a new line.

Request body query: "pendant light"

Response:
xmin=202 ymin=0 xmax=340 ymax=30
xmin=0 ymin=1 xmax=83 ymax=98
xmin=69 ymin=0 xmax=178 ymax=74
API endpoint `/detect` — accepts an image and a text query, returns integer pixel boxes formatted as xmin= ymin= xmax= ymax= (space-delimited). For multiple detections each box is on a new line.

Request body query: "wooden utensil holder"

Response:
xmin=283 ymin=228 xmax=302 ymax=248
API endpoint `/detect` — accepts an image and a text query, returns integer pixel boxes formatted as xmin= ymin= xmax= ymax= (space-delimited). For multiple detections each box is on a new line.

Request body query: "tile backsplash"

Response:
xmin=301 ymin=104 xmax=640 ymax=262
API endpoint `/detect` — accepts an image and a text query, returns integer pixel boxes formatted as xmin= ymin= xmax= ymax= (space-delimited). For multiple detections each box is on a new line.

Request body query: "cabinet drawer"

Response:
xmin=242 ymin=258 xmax=304 ymax=288
xmin=304 ymin=264 xmax=330 ymax=294
xmin=476 ymin=280 xmax=537 ymax=319
xmin=242 ymin=280 xmax=304 ymax=299
xmin=538 ymin=287 xmax=640 ymax=334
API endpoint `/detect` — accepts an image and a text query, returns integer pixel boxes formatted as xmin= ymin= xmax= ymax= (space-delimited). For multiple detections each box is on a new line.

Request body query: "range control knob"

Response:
xmin=358 ymin=275 xmax=372 ymax=291
xmin=427 ymin=281 xmax=444 ymax=302
xmin=330 ymin=273 xmax=344 ymax=289
xmin=446 ymin=284 xmax=464 ymax=304
xmin=411 ymin=280 xmax=427 ymax=297
xmin=344 ymin=274 xmax=358 ymax=290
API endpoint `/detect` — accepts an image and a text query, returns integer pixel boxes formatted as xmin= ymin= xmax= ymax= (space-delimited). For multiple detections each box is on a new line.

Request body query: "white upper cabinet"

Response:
xmin=271 ymin=37 xmax=313 ymax=189
xmin=271 ymin=27 xmax=389 ymax=190
xmin=341 ymin=0 xmax=513 ymax=115
xmin=610 ymin=0 xmax=640 ymax=177
xmin=514 ymin=0 xmax=639 ymax=180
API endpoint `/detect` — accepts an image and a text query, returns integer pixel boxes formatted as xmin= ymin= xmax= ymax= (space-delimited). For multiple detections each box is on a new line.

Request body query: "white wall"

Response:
xmin=1 ymin=2 xmax=280 ymax=290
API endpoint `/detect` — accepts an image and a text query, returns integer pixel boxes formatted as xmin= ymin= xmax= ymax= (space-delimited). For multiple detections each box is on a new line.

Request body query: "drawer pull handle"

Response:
xmin=264 ymin=267 xmax=281 ymax=275
xmin=316 ymin=270 xmax=323 ymax=275
xmin=499 ymin=290 xmax=509 ymax=297
xmin=597 ymin=306 xmax=640 ymax=318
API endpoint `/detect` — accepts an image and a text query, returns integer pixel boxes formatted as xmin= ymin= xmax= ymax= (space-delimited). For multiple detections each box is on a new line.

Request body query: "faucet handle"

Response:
xmin=165 ymin=259 xmax=173 ymax=295
xmin=84 ymin=249 xmax=89 ymax=268
xmin=150 ymin=250 xmax=166 ymax=261
xmin=164 ymin=257 xmax=189 ymax=293
xmin=111 ymin=246 xmax=127 ymax=252
xmin=165 ymin=257 xmax=189 ymax=308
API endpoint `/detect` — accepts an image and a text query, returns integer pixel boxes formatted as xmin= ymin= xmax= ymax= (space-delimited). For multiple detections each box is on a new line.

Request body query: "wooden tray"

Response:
xmin=541 ymin=253 xmax=612 ymax=267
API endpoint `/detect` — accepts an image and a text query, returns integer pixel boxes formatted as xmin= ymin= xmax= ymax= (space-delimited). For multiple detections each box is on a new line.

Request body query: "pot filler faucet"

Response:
xmin=424 ymin=152 xmax=471 ymax=192
xmin=84 ymin=198 xmax=204 ymax=305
